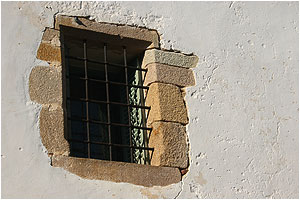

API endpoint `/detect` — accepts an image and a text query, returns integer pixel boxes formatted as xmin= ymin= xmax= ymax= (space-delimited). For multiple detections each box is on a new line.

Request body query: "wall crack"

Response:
xmin=174 ymin=181 xmax=184 ymax=199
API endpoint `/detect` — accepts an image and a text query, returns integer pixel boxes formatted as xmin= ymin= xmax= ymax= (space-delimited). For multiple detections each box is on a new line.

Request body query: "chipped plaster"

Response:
xmin=1 ymin=1 xmax=298 ymax=198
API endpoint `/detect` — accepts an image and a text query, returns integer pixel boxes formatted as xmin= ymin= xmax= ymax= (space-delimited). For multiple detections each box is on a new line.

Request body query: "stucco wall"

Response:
xmin=1 ymin=1 xmax=298 ymax=198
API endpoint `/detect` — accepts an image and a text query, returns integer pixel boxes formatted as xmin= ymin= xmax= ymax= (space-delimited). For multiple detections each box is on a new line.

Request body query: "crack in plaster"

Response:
xmin=229 ymin=1 xmax=235 ymax=9
xmin=174 ymin=181 xmax=183 ymax=199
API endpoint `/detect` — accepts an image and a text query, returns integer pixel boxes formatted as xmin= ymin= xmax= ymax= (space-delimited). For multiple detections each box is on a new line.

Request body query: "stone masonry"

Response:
xmin=29 ymin=15 xmax=198 ymax=186
xmin=143 ymin=49 xmax=198 ymax=169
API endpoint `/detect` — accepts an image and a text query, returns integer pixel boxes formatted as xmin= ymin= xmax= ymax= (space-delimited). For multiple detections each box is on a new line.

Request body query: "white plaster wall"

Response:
xmin=1 ymin=1 xmax=298 ymax=198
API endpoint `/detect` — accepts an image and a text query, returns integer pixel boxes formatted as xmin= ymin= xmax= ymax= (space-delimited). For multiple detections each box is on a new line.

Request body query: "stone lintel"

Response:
xmin=40 ymin=105 xmax=69 ymax=155
xmin=144 ymin=63 xmax=195 ymax=87
xmin=52 ymin=155 xmax=181 ymax=187
xmin=148 ymin=121 xmax=188 ymax=168
xmin=142 ymin=49 xmax=199 ymax=69
xmin=146 ymin=82 xmax=188 ymax=125
xmin=54 ymin=15 xmax=159 ymax=48
xmin=29 ymin=66 xmax=62 ymax=105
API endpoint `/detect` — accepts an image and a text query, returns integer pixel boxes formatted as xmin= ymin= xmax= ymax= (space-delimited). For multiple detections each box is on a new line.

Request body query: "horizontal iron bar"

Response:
xmin=67 ymin=97 xmax=151 ymax=110
xmin=67 ymin=75 xmax=149 ymax=90
xmin=68 ymin=138 xmax=154 ymax=151
xmin=68 ymin=117 xmax=152 ymax=131
xmin=66 ymin=55 xmax=148 ymax=72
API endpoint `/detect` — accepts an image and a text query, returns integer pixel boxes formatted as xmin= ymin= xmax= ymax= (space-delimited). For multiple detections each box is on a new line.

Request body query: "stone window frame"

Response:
xmin=29 ymin=15 xmax=198 ymax=187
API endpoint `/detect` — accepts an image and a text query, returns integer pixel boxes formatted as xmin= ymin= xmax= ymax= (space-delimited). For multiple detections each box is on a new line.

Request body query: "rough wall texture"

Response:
xmin=1 ymin=1 xmax=298 ymax=198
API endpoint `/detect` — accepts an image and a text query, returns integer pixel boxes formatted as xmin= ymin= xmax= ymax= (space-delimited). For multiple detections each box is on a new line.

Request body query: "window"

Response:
xmin=30 ymin=15 xmax=197 ymax=186
xmin=61 ymin=26 xmax=153 ymax=164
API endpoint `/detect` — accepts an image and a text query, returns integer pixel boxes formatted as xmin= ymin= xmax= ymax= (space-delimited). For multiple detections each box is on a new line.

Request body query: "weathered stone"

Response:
xmin=142 ymin=49 xmax=199 ymax=68
xmin=52 ymin=155 xmax=181 ymax=187
xmin=40 ymin=105 xmax=69 ymax=155
xmin=149 ymin=122 xmax=189 ymax=168
xmin=42 ymin=28 xmax=60 ymax=46
xmin=29 ymin=66 xmax=62 ymax=104
xmin=145 ymin=83 xmax=188 ymax=125
xmin=37 ymin=42 xmax=61 ymax=63
xmin=144 ymin=63 xmax=195 ymax=87
xmin=55 ymin=15 xmax=159 ymax=48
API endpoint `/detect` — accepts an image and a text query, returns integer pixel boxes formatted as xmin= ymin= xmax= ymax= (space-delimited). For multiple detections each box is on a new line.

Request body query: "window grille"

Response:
xmin=62 ymin=26 xmax=153 ymax=164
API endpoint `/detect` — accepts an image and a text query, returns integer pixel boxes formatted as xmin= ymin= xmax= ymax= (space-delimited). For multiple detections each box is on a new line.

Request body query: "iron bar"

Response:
xmin=104 ymin=44 xmax=113 ymax=161
xmin=83 ymin=40 xmax=91 ymax=158
xmin=137 ymin=58 xmax=150 ymax=164
xmin=67 ymin=97 xmax=151 ymax=110
xmin=67 ymin=75 xmax=149 ymax=90
xmin=67 ymin=117 xmax=152 ymax=130
xmin=65 ymin=55 xmax=148 ymax=72
xmin=68 ymin=138 xmax=154 ymax=151
xmin=64 ymin=43 xmax=73 ymax=153
xmin=123 ymin=47 xmax=134 ymax=163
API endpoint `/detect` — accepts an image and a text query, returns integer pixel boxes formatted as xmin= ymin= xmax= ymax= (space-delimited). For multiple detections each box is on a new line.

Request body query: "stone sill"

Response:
xmin=52 ymin=155 xmax=181 ymax=187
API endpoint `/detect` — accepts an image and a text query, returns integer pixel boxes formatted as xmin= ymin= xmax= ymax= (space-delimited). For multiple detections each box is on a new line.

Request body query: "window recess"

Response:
xmin=61 ymin=26 xmax=153 ymax=165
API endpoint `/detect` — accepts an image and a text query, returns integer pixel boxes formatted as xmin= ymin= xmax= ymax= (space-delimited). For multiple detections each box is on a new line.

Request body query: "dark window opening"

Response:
xmin=61 ymin=26 xmax=153 ymax=164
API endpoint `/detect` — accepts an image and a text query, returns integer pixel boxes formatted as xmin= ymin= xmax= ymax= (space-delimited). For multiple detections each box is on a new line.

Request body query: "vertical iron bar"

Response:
xmin=137 ymin=58 xmax=149 ymax=164
xmin=83 ymin=40 xmax=91 ymax=158
xmin=124 ymin=47 xmax=134 ymax=163
xmin=64 ymin=42 xmax=72 ymax=152
xmin=104 ymin=44 xmax=113 ymax=161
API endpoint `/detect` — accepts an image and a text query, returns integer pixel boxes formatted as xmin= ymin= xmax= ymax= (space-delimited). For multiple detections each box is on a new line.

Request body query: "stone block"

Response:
xmin=52 ymin=155 xmax=181 ymax=187
xmin=142 ymin=49 xmax=199 ymax=68
xmin=37 ymin=42 xmax=61 ymax=63
xmin=40 ymin=105 xmax=69 ymax=155
xmin=144 ymin=63 xmax=195 ymax=87
xmin=149 ymin=122 xmax=189 ymax=168
xmin=29 ymin=66 xmax=62 ymax=104
xmin=145 ymin=83 xmax=188 ymax=125
xmin=42 ymin=28 xmax=60 ymax=46
xmin=55 ymin=15 xmax=159 ymax=48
